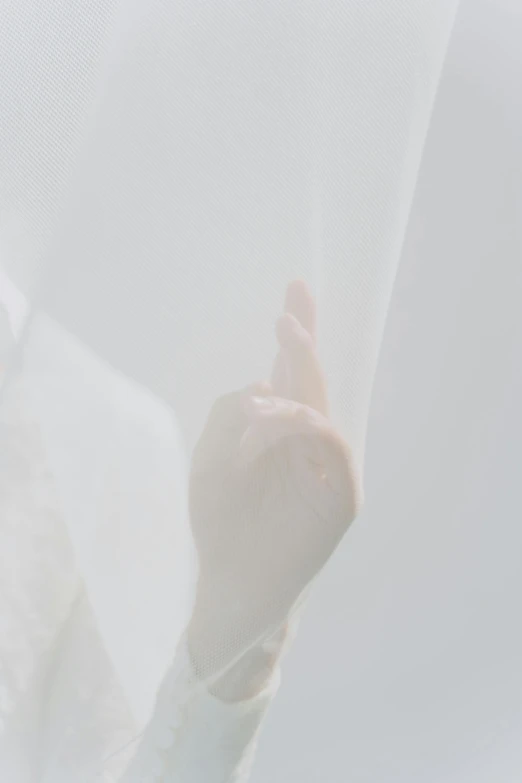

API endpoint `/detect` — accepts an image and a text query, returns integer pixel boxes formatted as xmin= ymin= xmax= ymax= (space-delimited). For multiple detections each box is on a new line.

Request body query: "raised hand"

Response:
xmin=187 ymin=281 xmax=362 ymax=682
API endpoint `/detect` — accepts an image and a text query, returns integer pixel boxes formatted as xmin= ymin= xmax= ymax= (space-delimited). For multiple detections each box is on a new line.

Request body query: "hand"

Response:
xmin=187 ymin=281 xmax=362 ymax=684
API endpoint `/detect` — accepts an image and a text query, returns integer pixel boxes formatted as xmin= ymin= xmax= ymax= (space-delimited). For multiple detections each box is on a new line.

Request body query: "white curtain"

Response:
xmin=0 ymin=0 xmax=468 ymax=778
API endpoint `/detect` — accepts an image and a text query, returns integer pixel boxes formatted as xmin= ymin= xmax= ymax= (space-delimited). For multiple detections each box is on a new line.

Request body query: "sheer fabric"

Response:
xmin=0 ymin=1 xmax=461 ymax=779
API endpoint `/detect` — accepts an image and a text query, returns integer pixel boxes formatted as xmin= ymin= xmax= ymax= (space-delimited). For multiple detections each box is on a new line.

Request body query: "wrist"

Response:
xmin=207 ymin=644 xmax=279 ymax=702
xmin=186 ymin=618 xmax=289 ymax=703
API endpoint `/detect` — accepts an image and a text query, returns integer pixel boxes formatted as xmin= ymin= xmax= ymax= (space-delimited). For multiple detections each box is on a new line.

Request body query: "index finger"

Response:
xmin=284 ymin=279 xmax=317 ymax=343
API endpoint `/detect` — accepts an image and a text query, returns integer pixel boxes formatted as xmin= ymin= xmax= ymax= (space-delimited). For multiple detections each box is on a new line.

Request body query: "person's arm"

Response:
xmin=122 ymin=282 xmax=357 ymax=783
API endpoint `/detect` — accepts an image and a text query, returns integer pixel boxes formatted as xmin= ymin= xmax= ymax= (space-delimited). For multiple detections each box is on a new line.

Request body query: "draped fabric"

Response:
xmin=0 ymin=1 xmax=464 ymax=779
xmin=1 ymin=0 xmax=460 ymax=459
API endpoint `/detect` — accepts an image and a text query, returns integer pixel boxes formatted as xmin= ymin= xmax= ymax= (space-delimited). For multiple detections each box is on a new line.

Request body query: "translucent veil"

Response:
xmin=0 ymin=0 xmax=460 ymax=763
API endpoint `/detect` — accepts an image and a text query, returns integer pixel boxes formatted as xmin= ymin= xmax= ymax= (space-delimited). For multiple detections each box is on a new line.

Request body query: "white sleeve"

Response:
xmin=121 ymin=634 xmax=282 ymax=783
xmin=121 ymin=596 xmax=308 ymax=783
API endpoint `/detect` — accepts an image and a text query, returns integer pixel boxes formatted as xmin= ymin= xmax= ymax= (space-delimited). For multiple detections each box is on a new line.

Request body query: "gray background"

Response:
xmin=254 ymin=1 xmax=522 ymax=781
